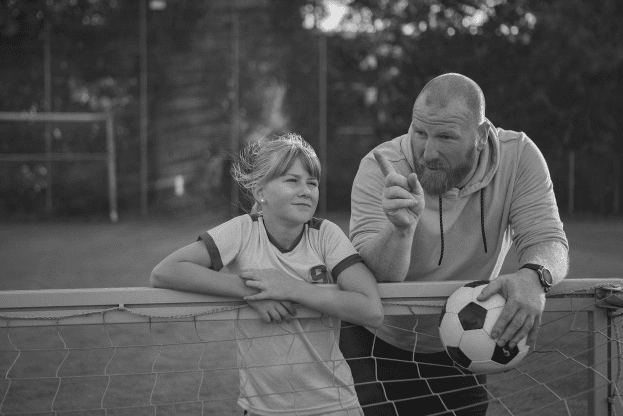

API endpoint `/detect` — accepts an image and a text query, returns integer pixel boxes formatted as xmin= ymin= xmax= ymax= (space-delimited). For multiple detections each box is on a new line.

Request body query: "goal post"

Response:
xmin=0 ymin=111 xmax=118 ymax=222
xmin=0 ymin=279 xmax=621 ymax=415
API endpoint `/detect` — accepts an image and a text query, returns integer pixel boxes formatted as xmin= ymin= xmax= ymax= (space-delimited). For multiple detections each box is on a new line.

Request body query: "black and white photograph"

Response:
xmin=1 ymin=1 xmax=622 ymax=415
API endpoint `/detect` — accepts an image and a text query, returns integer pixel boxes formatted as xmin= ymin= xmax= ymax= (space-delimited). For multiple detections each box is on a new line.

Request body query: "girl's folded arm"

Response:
xmin=150 ymin=241 xmax=256 ymax=299
xmin=289 ymin=262 xmax=384 ymax=328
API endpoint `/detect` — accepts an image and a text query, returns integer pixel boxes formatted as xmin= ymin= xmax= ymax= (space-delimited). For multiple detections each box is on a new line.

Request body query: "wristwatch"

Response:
xmin=520 ymin=263 xmax=553 ymax=292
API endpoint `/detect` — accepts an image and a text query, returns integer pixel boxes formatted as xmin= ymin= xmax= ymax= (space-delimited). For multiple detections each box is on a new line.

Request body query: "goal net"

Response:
xmin=1 ymin=279 xmax=621 ymax=416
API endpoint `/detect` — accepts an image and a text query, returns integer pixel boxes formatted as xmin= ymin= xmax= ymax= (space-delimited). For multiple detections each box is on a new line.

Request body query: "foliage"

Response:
xmin=1 ymin=0 xmax=138 ymax=113
xmin=319 ymin=0 xmax=623 ymax=213
xmin=0 ymin=0 xmax=139 ymax=217
xmin=1 ymin=0 xmax=621 ymax=216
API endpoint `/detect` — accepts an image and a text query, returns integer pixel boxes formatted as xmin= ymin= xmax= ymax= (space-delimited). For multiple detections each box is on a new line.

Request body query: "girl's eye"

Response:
xmin=308 ymin=182 xmax=318 ymax=187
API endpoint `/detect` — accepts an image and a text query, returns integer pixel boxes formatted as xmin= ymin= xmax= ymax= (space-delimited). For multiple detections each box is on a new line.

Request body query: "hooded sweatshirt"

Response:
xmin=349 ymin=120 xmax=568 ymax=352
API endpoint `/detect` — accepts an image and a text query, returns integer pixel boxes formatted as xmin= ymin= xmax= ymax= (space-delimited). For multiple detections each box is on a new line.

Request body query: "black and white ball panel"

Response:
xmin=439 ymin=280 xmax=530 ymax=374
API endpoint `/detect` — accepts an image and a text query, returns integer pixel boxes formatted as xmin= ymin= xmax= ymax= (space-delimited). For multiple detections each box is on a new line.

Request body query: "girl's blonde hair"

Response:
xmin=231 ymin=132 xmax=321 ymax=212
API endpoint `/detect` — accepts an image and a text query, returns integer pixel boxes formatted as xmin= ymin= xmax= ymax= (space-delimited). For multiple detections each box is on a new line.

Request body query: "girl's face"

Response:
xmin=256 ymin=158 xmax=319 ymax=228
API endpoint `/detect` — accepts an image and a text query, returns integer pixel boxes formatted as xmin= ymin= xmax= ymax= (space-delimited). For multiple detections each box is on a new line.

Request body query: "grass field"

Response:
xmin=0 ymin=211 xmax=621 ymax=291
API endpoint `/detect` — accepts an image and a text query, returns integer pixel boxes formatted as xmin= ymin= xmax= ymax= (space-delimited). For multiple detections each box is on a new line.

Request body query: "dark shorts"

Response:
xmin=339 ymin=323 xmax=489 ymax=416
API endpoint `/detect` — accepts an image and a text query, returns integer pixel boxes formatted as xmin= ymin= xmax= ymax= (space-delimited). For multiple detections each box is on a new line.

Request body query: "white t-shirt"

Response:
xmin=199 ymin=214 xmax=364 ymax=416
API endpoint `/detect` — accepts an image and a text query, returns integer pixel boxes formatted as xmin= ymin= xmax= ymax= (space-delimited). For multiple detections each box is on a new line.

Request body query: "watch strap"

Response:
xmin=520 ymin=263 xmax=552 ymax=292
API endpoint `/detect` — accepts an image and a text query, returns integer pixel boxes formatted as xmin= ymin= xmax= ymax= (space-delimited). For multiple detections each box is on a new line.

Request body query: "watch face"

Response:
xmin=542 ymin=267 xmax=553 ymax=286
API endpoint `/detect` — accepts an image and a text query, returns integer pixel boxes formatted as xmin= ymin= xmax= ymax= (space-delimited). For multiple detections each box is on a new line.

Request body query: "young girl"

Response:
xmin=150 ymin=132 xmax=384 ymax=416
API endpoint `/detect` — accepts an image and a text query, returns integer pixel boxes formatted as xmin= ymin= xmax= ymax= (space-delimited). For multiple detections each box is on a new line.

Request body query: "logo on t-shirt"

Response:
xmin=309 ymin=265 xmax=329 ymax=284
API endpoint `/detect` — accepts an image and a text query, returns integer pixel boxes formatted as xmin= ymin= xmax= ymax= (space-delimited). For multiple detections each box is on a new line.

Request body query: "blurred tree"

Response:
xmin=266 ymin=0 xmax=322 ymax=149
xmin=313 ymin=0 xmax=539 ymax=208
xmin=0 ymin=0 xmax=139 ymax=113
xmin=0 ymin=0 xmax=140 ymax=217
xmin=525 ymin=0 xmax=623 ymax=213
xmin=2 ymin=0 xmax=621 ymax=216
xmin=314 ymin=0 xmax=623 ymax=213
xmin=325 ymin=0 xmax=539 ymax=139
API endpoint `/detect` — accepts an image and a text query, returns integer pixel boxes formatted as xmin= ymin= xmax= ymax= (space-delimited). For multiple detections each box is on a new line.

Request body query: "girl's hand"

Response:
xmin=240 ymin=269 xmax=303 ymax=302
xmin=246 ymin=299 xmax=297 ymax=323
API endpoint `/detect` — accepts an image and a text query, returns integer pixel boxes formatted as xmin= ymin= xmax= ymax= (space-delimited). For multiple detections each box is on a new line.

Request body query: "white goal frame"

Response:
xmin=1 ymin=278 xmax=622 ymax=415
xmin=0 ymin=111 xmax=117 ymax=222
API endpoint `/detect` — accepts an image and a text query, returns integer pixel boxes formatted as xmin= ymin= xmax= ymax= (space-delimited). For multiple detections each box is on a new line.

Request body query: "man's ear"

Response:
xmin=477 ymin=120 xmax=490 ymax=151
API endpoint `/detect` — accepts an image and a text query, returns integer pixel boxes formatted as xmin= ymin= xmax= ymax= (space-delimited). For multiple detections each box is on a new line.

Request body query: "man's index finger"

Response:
xmin=373 ymin=150 xmax=396 ymax=177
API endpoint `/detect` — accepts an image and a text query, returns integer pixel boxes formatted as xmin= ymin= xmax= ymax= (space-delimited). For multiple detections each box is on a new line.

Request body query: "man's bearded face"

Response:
xmin=414 ymin=143 xmax=477 ymax=195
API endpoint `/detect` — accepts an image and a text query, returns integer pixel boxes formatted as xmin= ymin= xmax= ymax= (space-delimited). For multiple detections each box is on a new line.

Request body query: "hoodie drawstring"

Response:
xmin=438 ymin=195 xmax=444 ymax=266
xmin=480 ymin=188 xmax=488 ymax=253
xmin=437 ymin=188 xmax=487 ymax=266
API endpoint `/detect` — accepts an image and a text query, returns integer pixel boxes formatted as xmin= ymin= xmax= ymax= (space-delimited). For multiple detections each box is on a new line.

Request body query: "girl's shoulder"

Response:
xmin=306 ymin=217 xmax=349 ymax=239
xmin=209 ymin=213 xmax=259 ymax=234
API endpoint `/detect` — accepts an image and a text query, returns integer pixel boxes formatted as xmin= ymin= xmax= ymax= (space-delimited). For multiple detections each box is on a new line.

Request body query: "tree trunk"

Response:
xmin=568 ymin=150 xmax=575 ymax=216
xmin=614 ymin=154 xmax=620 ymax=215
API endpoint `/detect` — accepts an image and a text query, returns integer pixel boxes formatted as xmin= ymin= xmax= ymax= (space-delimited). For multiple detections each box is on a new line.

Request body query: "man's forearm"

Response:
xmin=519 ymin=240 xmax=569 ymax=286
xmin=358 ymin=223 xmax=416 ymax=282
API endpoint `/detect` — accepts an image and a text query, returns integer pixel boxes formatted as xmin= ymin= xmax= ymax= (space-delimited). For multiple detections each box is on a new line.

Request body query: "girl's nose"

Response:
xmin=299 ymin=184 xmax=312 ymax=197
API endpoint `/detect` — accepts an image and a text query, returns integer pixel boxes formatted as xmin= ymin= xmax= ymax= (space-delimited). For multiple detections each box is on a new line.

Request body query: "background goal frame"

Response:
xmin=0 ymin=111 xmax=117 ymax=222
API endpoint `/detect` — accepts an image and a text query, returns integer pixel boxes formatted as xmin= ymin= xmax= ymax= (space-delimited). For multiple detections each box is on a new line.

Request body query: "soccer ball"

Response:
xmin=438 ymin=280 xmax=530 ymax=374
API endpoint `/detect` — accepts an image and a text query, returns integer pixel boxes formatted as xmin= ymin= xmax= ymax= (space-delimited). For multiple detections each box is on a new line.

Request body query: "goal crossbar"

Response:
xmin=1 ymin=278 xmax=621 ymax=307
xmin=0 ymin=279 xmax=620 ymax=323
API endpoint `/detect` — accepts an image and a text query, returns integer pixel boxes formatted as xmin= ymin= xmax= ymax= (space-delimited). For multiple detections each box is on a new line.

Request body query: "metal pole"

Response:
xmin=139 ymin=0 xmax=149 ymax=217
xmin=0 ymin=112 xmax=111 ymax=122
xmin=568 ymin=149 xmax=575 ymax=216
xmin=230 ymin=7 xmax=240 ymax=217
xmin=318 ymin=32 xmax=327 ymax=217
xmin=106 ymin=114 xmax=118 ymax=223
xmin=613 ymin=154 xmax=620 ymax=215
xmin=44 ymin=20 xmax=53 ymax=214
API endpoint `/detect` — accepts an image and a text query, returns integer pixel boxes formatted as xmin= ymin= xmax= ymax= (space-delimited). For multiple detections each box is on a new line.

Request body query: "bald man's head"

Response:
xmin=414 ymin=73 xmax=485 ymax=125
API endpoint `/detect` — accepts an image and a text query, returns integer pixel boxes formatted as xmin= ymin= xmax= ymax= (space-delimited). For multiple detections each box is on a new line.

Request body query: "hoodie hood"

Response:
xmin=457 ymin=119 xmax=500 ymax=197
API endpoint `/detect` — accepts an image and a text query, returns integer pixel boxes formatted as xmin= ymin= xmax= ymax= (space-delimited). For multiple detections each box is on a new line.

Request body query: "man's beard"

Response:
xmin=414 ymin=145 xmax=477 ymax=195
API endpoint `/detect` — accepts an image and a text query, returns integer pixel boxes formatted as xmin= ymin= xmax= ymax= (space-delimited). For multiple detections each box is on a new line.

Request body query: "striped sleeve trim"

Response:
xmin=197 ymin=232 xmax=223 ymax=271
xmin=308 ymin=217 xmax=324 ymax=230
xmin=332 ymin=253 xmax=363 ymax=280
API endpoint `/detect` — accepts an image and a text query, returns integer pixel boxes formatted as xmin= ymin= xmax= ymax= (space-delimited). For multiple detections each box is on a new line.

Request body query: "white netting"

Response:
xmin=0 ymin=281 xmax=621 ymax=416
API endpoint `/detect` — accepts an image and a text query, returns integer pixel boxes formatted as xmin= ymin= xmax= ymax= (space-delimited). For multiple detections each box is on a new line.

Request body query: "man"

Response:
xmin=340 ymin=73 xmax=569 ymax=415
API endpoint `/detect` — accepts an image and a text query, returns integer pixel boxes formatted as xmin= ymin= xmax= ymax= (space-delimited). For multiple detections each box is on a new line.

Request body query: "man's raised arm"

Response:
xmin=351 ymin=151 xmax=424 ymax=282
